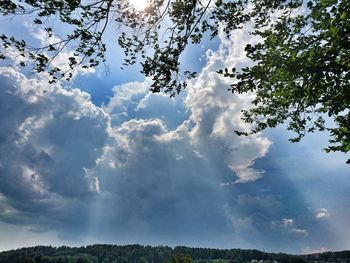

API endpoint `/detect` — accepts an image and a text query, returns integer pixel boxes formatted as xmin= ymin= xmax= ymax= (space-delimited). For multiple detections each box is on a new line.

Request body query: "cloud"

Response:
xmin=29 ymin=26 xmax=95 ymax=78
xmin=0 ymin=67 xmax=110 ymax=234
xmin=302 ymin=246 xmax=331 ymax=254
xmin=87 ymin=117 xmax=236 ymax=242
xmin=0 ymin=25 xmax=273 ymax=247
xmin=315 ymin=208 xmax=330 ymax=219
xmin=102 ymin=25 xmax=271 ymax=185
xmin=103 ymin=80 xmax=150 ymax=124
xmin=290 ymin=228 xmax=308 ymax=237
xmin=183 ymin=27 xmax=271 ymax=183
xmin=1 ymin=22 xmax=95 ymax=81
xmin=282 ymin=218 xmax=294 ymax=226
xmin=0 ymin=64 xmax=242 ymax=246
xmin=280 ymin=218 xmax=308 ymax=237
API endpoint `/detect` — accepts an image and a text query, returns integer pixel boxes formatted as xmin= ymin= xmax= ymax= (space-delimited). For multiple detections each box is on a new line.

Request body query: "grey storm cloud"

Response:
xmin=0 ymin=67 xmax=229 ymax=245
xmin=0 ymin=67 xmax=110 ymax=233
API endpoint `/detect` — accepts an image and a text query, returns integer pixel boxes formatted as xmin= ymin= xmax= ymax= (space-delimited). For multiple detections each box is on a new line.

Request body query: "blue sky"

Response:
xmin=0 ymin=8 xmax=349 ymax=255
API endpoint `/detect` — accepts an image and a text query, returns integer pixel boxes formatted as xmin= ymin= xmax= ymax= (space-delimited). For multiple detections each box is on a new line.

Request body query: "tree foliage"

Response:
xmin=3 ymin=244 xmax=346 ymax=263
xmin=1 ymin=244 xmax=350 ymax=263
xmin=224 ymin=0 xmax=350 ymax=163
xmin=0 ymin=0 xmax=349 ymax=162
xmin=168 ymin=254 xmax=193 ymax=263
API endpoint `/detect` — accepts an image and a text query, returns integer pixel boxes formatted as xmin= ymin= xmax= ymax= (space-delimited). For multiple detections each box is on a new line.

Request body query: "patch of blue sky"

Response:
xmin=250 ymin=126 xmax=350 ymax=251
xmin=72 ymin=29 xmax=221 ymax=106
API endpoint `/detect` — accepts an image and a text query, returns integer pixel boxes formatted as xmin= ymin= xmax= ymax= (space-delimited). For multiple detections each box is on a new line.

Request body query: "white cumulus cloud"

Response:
xmin=315 ymin=208 xmax=330 ymax=219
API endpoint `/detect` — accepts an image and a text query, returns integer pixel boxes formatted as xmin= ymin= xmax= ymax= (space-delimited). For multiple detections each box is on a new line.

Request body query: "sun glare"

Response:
xmin=129 ymin=0 xmax=149 ymax=11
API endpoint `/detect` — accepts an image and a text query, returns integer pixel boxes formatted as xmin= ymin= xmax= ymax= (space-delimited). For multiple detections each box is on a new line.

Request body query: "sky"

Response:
xmin=0 ymin=3 xmax=349 ymax=255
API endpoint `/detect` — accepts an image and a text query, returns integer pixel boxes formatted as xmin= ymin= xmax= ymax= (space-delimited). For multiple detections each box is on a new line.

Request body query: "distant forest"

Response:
xmin=0 ymin=245 xmax=349 ymax=263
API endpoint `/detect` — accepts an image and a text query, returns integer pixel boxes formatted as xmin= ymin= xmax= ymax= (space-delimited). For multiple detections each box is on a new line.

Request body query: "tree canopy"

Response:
xmin=1 ymin=244 xmax=350 ymax=262
xmin=0 ymin=0 xmax=349 ymax=162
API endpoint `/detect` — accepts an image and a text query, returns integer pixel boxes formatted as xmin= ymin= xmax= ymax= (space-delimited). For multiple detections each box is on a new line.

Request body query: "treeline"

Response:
xmin=302 ymin=250 xmax=350 ymax=262
xmin=0 ymin=244 xmax=348 ymax=263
